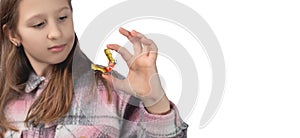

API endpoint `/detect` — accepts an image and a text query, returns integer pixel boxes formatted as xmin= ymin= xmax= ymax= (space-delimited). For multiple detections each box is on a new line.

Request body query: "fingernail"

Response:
xmin=107 ymin=44 xmax=112 ymax=48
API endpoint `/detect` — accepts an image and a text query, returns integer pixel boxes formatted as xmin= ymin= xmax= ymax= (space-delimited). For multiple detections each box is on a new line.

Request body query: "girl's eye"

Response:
xmin=33 ymin=22 xmax=45 ymax=28
xmin=59 ymin=16 xmax=68 ymax=21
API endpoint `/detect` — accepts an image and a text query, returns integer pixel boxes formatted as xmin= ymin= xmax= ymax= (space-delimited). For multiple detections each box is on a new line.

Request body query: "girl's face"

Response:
xmin=15 ymin=0 xmax=74 ymax=75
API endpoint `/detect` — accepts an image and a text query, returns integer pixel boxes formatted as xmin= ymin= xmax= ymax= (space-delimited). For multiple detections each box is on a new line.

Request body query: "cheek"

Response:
xmin=18 ymin=27 xmax=45 ymax=45
xmin=65 ymin=22 xmax=75 ymax=39
xmin=65 ymin=26 xmax=75 ymax=48
xmin=21 ymin=35 xmax=45 ymax=49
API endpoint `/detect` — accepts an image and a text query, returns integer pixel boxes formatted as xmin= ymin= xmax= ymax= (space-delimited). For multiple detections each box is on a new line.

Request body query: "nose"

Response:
xmin=47 ymin=22 xmax=62 ymax=40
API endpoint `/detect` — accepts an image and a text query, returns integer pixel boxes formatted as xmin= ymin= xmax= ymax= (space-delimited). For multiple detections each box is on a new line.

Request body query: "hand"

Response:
xmin=102 ymin=27 xmax=171 ymax=114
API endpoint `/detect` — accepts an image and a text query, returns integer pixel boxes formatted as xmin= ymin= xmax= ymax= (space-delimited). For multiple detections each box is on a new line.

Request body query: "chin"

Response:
xmin=54 ymin=49 xmax=73 ymax=64
xmin=50 ymin=56 xmax=69 ymax=65
xmin=50 ymin=45 xmax=73 ymax=65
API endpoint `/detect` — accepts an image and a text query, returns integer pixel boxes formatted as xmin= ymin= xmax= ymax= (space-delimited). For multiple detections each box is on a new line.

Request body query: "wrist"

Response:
xmin=144 ymin=94 xmax=171 ymax=115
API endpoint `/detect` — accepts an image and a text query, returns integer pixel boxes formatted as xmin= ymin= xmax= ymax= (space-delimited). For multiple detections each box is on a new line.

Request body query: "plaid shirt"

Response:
xmin=4 ymin=71 xmax=188 ymax=138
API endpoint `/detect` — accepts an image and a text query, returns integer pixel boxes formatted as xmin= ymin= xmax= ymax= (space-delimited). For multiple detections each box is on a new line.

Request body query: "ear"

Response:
xmin=2 ymin=24 xmax=21 ymax=47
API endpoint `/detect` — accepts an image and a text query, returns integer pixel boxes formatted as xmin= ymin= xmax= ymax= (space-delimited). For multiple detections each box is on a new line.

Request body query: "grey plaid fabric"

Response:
xmin=24 ymin=72 xmax=46 ymax=93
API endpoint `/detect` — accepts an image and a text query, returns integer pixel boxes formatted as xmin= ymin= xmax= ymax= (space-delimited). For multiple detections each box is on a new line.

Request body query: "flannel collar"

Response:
xmin=25 ymin=72 xmax=46 ymax=93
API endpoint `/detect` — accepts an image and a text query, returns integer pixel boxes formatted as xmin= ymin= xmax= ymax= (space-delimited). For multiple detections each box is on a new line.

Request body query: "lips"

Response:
xmin=48 ymin=44 xmax=66 ymax=52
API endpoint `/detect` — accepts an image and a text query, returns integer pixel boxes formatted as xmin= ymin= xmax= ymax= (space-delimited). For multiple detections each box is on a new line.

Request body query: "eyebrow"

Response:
xmin=26 ymin=6 xmax=71 ymax=22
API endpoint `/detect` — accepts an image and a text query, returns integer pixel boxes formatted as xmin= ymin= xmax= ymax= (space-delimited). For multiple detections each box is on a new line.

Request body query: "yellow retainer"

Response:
xmin=91 ymin=49 xmax=116 ymax=73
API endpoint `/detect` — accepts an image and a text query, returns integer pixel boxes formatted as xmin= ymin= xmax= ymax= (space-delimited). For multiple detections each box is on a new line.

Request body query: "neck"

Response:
xmin=31 ymin=63 xmax=53 ymax=77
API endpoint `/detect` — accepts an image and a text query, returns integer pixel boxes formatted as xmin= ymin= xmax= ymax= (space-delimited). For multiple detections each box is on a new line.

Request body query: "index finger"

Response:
xmin=119 ymin=27 xmax=132 ymax=39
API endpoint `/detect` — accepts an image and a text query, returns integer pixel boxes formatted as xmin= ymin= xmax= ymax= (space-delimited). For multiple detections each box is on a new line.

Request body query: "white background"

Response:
xmin=72 ymin=0 xmax=300 ymax=137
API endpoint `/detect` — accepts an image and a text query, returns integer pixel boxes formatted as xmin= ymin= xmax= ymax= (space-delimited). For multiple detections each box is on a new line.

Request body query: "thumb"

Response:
xmin=101 ymin=73 xmax=125 ymax=92
xmin=101 ymin=73 xmax=135 ymax=96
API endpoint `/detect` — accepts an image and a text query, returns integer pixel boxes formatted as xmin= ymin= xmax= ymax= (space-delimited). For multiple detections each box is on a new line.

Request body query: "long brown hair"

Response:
xmin=0 ymin=0 xmax=76 ymax=137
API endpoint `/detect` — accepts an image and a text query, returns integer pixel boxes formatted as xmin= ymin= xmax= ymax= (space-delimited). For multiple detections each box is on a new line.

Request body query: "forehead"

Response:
xmin=18 ymin=0 xmax=70 ymax=20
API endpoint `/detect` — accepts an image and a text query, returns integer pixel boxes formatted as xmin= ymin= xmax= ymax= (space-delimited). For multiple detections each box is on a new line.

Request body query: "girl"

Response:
xmin=0 ymin=0 xmax=188 ymax=137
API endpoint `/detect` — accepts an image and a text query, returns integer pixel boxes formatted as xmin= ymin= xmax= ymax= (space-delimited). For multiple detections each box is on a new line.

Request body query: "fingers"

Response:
xmin=118 ymin=27 xmax=131 ymax=38
xmin=107 ymin=44 xmax=133 ymax=66
xmin=119 ymin=27 xmax=142 ymax=55
xmin=131 ymin=30 xmax=158 ymax=58
xmin=117 ymin=27 xmax=158 ymax=58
